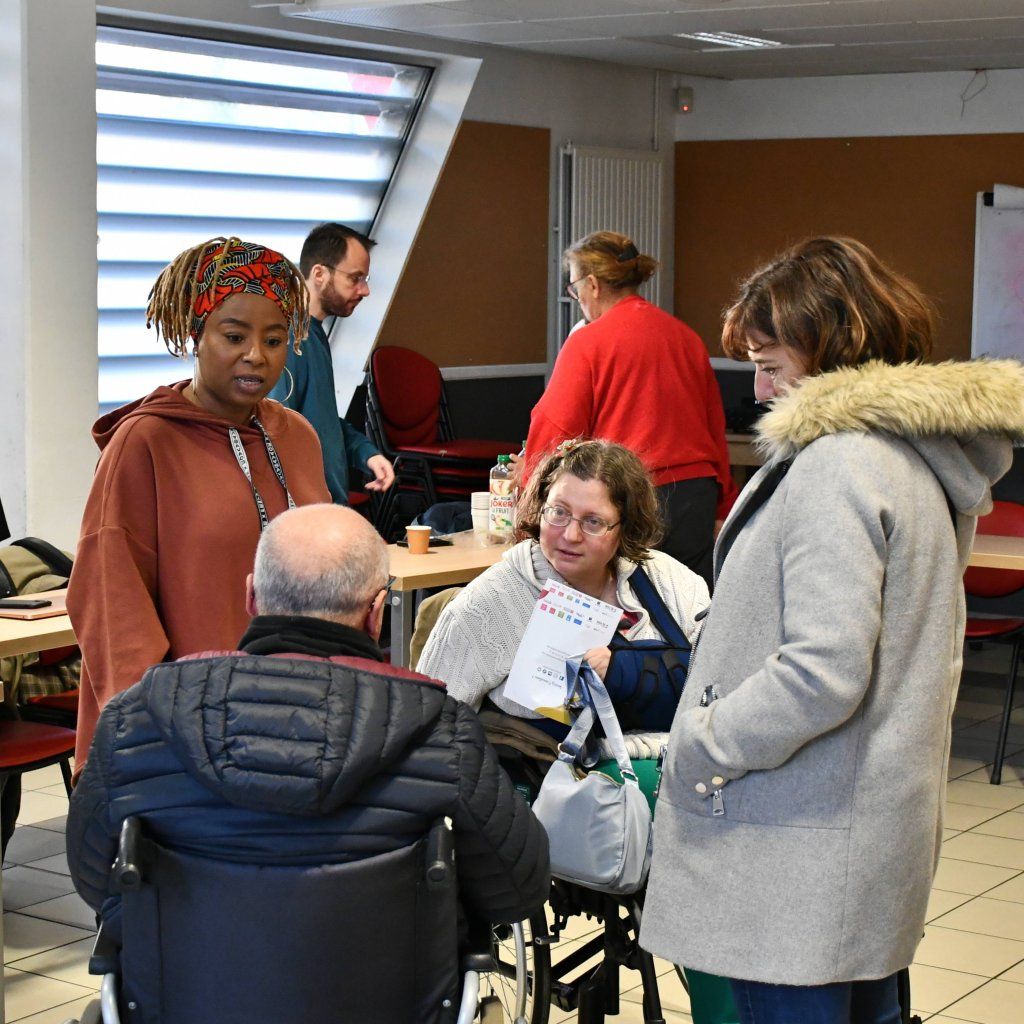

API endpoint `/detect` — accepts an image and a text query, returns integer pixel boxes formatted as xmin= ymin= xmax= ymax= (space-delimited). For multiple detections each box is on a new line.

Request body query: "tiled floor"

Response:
xmin=3 ymin=646 xmax=1024 ymax=1023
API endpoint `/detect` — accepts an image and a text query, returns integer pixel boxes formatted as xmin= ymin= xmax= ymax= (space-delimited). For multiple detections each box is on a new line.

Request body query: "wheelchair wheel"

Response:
xmin=481 ymin=911 xmax=551 ymax=1023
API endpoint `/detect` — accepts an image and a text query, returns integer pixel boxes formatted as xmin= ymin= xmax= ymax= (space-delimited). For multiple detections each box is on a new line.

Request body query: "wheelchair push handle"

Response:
xmin=425 ymin=816 xmax=454 ymax=890
xmin=114 ymin=817 xmax=143 ymax=891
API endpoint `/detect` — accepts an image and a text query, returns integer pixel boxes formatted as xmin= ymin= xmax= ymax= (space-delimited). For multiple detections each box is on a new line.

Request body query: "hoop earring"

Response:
xmin=280 ymin=365 xmax=295 ymax=403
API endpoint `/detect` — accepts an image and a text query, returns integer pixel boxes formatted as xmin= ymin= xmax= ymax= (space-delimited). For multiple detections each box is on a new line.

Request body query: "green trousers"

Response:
xmin=594 ymin=759 xmax=741 ymax=1024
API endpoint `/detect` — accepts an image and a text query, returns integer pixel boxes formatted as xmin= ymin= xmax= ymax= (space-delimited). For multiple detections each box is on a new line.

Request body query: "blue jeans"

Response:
xmin=729 ymin=973 xmax=901 ymax=1024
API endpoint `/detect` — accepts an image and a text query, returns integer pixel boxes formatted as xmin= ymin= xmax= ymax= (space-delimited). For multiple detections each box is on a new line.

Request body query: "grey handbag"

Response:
xmin=532 ymin=660 xmax=653 ymax=895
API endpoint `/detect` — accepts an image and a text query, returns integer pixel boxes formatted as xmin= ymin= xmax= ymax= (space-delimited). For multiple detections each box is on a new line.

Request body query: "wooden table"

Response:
xmin=3 ymin=533 xmax=1022 ymax=673
xmin=0 ymin=613 xmax=77 ymax=659
xmin=965 ymin=533 xmax=1024 ymax=570
xmin=387 ymin=530 xmax=508 ymax=667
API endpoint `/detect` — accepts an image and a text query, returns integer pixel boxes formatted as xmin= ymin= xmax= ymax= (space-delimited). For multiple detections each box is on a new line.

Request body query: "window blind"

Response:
xmin=97 ymin=26 xmax=430 ymax=412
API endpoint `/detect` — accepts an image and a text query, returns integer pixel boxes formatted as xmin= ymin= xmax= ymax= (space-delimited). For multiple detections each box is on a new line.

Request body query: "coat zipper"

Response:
xmin=700 ymin=683 xmax=725 ymax=817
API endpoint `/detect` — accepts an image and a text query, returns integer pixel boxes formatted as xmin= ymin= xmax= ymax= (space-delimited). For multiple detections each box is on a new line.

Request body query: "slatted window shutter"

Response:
xmin=97 ymin=26 xmax=430 ymax=413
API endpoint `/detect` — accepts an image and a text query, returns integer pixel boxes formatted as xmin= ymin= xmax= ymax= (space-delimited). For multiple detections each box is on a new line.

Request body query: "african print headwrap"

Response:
xmin=189 ymin=239 xmax=294 ymax=340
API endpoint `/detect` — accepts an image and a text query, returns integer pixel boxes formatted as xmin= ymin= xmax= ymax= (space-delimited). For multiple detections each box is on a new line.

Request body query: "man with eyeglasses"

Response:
xmin=270 ymin=222 xmax=395 ymax=506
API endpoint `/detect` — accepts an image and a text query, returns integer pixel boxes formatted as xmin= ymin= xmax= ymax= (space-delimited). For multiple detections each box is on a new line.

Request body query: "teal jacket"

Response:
xmin=269 ymin=317 xmax=379 ymax=505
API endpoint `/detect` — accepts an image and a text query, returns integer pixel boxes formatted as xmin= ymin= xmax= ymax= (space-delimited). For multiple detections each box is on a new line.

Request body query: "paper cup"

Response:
xmin=470 ymin=491 xmax=491 ymax=510
xmin=471 ymin=508 xmax=490 ymax=535
xmin=406 ymin=525 xmax=432 ymax=554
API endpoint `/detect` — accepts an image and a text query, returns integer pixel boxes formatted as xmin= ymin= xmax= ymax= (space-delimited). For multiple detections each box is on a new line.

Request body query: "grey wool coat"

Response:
xmin=641 ymin=359 xmax=1024 ymax=986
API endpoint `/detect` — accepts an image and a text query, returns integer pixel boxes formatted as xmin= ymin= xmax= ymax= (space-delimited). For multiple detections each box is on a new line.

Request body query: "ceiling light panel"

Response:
xmin=286 ymin=4 xmax=507 ymax=29
xmin=674 ymin=30 xmax=785 ymax=48
xmin=452 ymin=0 xmax=671 ymax=17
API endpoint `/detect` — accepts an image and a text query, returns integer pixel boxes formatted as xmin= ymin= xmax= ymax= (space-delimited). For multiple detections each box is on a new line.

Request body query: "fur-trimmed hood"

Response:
xmin=755 ymin=359 xmax=1024 ymax=516
xmin=757 ymin=360 xmax=1024 ymax=459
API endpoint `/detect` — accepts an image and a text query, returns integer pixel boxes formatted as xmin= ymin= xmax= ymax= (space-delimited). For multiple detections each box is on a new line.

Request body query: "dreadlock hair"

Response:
xmin=145 ymin=236 xmax=310 ymax=358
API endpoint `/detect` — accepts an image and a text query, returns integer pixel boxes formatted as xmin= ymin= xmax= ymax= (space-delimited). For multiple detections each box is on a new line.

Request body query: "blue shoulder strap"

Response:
xmin=627 ymin=564 xmax=689 ymax=649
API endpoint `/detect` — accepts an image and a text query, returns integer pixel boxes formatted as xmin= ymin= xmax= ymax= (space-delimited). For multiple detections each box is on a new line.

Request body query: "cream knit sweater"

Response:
xmin=417 ymin=539 xmax=710 ymax=718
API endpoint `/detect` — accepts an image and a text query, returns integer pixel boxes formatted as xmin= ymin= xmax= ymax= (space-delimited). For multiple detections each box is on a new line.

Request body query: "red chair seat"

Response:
xmin=393 ymin=481 xmax=476 ymax=500
xmin=37 ymin=644 xmax=79 ymax=667
xmin=26 ymin=691 xmax=79 ymax=714
xmin=0 ymin=719 xmax=76 ymax=769
xmin=965 ymin=617 xmax=1024 ymax=640
xmin=347 ymin=491 xmax=371 ymax=509
xmin=396 ymin=440 xmax=515 ymax=462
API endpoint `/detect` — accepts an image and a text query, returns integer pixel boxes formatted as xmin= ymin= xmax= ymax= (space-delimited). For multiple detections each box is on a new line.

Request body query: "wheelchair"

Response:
xmin=476 ymin=729 xmax=681 ymax=1024
xmin=64 ymin=816 xmax=517 ymax=1024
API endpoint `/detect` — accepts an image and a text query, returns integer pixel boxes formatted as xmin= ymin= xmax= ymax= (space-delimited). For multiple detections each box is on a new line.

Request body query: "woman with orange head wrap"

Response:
xmin=68 ymin=238 xmax=330 ymax=770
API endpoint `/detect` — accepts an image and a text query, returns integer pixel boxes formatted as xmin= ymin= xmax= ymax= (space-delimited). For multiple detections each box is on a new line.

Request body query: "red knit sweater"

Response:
xmin=526 ymin=296 xmax=738 ymax=518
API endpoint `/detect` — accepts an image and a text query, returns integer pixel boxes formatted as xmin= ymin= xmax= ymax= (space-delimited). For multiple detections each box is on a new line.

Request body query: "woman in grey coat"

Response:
xmin=640 ymin=237 xmax=1024 ymax=1024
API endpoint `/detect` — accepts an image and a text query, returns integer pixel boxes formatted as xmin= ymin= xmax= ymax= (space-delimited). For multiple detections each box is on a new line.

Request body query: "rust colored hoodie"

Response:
xmin=68 ymin=383 xmax=331 ymax=766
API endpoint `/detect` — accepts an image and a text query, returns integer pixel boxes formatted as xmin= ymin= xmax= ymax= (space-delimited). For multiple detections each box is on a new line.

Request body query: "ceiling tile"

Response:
xmin=296 ymin=0 xmax=1024 ymax=77
xmin=771 ymin=17 xmax=1024 ymax=45
xmin=428 ymin=20 xmax=583 ymax=44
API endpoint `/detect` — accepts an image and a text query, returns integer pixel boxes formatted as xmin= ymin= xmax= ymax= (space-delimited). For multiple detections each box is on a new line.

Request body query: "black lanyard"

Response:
xmin=228 ymin=417 xmax=295 ymax=531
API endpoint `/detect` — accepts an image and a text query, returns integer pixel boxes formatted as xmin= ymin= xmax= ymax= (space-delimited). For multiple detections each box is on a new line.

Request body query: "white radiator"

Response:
xmin=557 ymin=144 xmax=665 ymax=344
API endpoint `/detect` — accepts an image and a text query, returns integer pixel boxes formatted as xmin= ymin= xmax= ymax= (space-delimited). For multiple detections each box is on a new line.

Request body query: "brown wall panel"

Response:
xmin=377 ymin=120 xmax=550 ymax=367
xmin=675 ymin=134 xmax=1024 ymax=361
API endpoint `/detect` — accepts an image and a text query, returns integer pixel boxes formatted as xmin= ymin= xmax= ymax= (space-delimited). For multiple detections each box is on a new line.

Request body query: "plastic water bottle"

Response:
xmin=489 ymin=454 xmax=514 ymax=543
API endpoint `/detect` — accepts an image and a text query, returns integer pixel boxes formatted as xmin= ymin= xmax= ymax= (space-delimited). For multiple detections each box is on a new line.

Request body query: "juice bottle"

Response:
xmin=488 ymin=454 xmax=514 ymax=543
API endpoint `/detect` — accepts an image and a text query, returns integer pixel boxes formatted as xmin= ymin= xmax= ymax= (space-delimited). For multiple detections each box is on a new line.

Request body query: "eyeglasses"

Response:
xmin=372 ymin=575 xmax=396 ymax=609
xmin=328 ymin=265 xmax=370 ymax=288
xmin=541 ymin=505 xmax=619 ymax=537
xmin=566 ymin=275 xmax=587 ymax=301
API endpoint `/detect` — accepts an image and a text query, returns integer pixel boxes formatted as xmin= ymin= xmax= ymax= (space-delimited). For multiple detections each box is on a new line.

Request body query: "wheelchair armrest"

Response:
xmin=460 ymin=914 xmax=496 ymax=974
xmin=88 ymin=920 xmax=120 ymax=977
xmin=461 ymin=951 xmax=496 ymax=974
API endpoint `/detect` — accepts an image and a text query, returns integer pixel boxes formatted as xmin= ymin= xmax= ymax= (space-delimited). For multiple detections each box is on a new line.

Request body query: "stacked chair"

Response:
xmin=365 ymin=345 xmax=516 ymax=540
xmin=963 ymin=499 xmax=1024 ymax=784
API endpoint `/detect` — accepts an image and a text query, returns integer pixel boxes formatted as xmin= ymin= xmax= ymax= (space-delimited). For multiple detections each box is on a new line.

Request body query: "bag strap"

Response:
xmin=11 ymin=537 xmax=73 ymax=579
xmin=626 ymin=564 xmax=688 ymax=648
xmin=562 ymin=659 xmax=637 ymax=782
xmin=715 ymin=459 xmax=792 ymax=581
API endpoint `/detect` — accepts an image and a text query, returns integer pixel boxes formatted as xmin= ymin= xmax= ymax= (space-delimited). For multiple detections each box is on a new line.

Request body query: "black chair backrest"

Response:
xmin=118 ymin=820 xmax=459 ymax=1024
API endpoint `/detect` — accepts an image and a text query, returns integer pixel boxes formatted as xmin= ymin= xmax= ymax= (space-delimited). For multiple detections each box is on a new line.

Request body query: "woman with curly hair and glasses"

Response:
xmin=68 ymin=237 xmax=330 ymax=770
xmin=418 ymin=439 xmax=739 ymax=1024
xmin=419 ymin=439 xmax=709 ymax=725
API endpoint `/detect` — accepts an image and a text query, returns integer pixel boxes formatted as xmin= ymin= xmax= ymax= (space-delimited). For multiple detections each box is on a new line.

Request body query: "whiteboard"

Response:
xmin=972 ymin=184 xmax=1024 ymax=359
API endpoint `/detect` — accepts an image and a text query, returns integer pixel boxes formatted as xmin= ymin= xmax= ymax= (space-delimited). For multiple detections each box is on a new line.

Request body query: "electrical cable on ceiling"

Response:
xmin=960 ymin=69 xmax=989 ymax=118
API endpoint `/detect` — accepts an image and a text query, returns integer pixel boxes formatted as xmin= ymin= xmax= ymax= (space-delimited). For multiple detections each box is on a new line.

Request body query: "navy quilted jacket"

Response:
xmin=66 ymin=651 xmax=550 ymax=929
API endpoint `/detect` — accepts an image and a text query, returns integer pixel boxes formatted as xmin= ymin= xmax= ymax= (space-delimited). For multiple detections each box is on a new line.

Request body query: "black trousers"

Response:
xmin=657 ymin=476 xmax=718 ymax=591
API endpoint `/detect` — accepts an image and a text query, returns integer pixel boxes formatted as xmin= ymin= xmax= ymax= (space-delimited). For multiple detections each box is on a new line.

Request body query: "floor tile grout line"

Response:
xmin=1 ymin=961 xmax=97 ymax=991
xmin=920 ymin=970 xmax=997 ymax=1021
xmin=921 ymin=916 xmax=1024 ymax=943
xmin=2 ymin=927 xmax=97 ymax=966
xmin=947 ymin=800 xmax=1024 ymax=821
xmin=6 ymin=950 xmax=97 ymax=979
xmin=933 ymin=865 xmax=1024 ymax=902
xmin=5 ymin=990 xmax=101 ymax=1024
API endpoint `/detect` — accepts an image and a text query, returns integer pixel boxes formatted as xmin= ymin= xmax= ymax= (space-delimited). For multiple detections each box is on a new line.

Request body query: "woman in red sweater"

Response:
xmin=526 ymin=231 xmax=737 ymax=587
